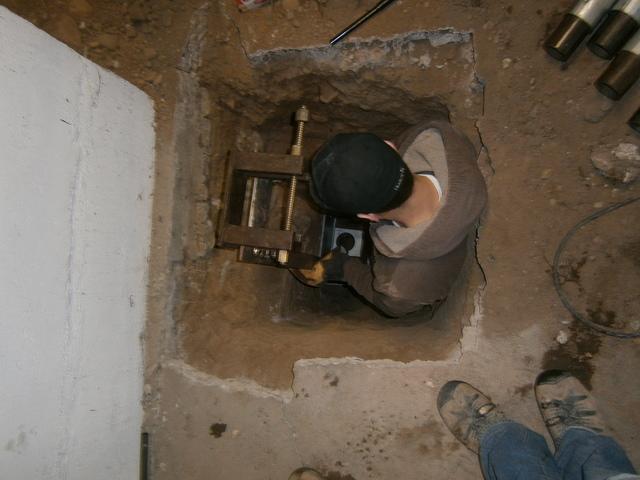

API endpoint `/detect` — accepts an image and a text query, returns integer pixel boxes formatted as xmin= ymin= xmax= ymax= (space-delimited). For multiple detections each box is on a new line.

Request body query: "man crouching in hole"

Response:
xmin=294 ymin=109 xmax=487 ymax=319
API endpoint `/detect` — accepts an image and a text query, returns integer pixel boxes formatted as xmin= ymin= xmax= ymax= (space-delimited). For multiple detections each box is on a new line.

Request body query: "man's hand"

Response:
xmin=292 ymin=249 xmax=349 ymax=287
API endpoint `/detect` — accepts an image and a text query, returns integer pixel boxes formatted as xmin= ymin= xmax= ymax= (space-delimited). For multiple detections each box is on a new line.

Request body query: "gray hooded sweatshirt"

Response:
xmin=342 ymin=113 xmax=488 ymax=317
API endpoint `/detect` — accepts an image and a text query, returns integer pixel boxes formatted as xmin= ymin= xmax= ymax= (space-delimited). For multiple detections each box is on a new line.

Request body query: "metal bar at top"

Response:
xmin=330 ymin=0 xmax=399 ymax=46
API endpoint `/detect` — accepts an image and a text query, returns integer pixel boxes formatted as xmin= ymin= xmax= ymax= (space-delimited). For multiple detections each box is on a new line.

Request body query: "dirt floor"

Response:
xmin=5 ymin=0 xmax=639 ymax=478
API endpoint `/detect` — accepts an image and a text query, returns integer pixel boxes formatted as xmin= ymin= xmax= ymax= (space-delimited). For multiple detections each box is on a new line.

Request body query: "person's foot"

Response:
xmin=437 ymin=380 xmax=509 ymax=453
xmin=288 ymin=467 xmax=325 ymax=480
xmin=292 ymin=248 xmax=349 ymax=287
xmin=535 ymin=370 xmax=605 ymax=447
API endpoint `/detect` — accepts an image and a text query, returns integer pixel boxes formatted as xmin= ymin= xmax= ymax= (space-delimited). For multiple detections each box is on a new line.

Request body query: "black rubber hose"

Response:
xmin=552 ymin=196 xmax=640 ymax=338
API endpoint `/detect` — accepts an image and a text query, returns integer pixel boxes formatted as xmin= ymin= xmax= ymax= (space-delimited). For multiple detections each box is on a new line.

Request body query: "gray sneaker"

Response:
xmin=535 ymin=370 xmax=605 ymax=447
xmin=437 ymin=380 xmax=509 ymax=453
xmin=288 ymin=468 xmax=325 ymax=480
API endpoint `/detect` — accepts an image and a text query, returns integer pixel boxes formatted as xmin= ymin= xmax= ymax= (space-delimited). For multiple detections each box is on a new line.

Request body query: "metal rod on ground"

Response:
xmin=329 ymin=0 xmax=399 ymax=46
xmin=278 ymin=105 xmax=309 ymax=265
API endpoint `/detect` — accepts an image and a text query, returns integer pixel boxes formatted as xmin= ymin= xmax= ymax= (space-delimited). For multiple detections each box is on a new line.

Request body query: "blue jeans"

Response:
xmin=480 ymin=422 xmax=638 ymax=480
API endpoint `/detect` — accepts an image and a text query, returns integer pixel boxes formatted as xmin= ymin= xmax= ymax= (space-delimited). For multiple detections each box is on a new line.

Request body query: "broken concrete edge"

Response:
xmin=165 ymin=359 xmax=296 ymax=400
xmin=165 ymin=357 xmax=464 ymax=403
xmin=467 ymin=31 xmax=486 ymax=106
xmin=143 ymin=1 xmax=212 ymax=398
xmin=169 ymin=0 xmax=214 ymax=261
xmin=177 ymin=2 xmax=211 ymax=73
xmin=466 ymin=28 xmax=491 ymax=171
xmin=247 ymin=28 xmax=473 ymax=64
xmin=163 ymin=333 xmax=484 ymax=403
xmin=461 ymin=254 xmax=487 ymax=352
xmin=464 ymin=26 xmax=490 ymax=354
xmin=458 ymin=158 xmax=492 ymax=335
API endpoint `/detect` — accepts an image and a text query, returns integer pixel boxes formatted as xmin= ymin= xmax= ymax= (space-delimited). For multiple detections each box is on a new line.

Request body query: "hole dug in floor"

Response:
xmin=179 ymin=32 xmax=485 ymax=388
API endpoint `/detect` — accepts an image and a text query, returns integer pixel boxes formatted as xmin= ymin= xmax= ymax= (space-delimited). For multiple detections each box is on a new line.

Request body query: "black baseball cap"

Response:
xmin=310 ymin=133 xmax=413 ymax=215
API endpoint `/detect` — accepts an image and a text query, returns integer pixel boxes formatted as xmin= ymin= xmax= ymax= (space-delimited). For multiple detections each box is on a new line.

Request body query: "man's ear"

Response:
xmin=384 ymin=140 xmax=398 ymax=151
xmin=357 ymin=213 xmax=381 ymax=222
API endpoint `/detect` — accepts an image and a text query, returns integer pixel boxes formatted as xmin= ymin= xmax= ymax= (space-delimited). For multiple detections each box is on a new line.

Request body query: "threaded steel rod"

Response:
xmin=294 ymin=121 xmax=305 ymax=147
xmin=284 ymin=176 xmax=297 ymax=231
xmin=278 ymin=106 xmax=308 ymax=264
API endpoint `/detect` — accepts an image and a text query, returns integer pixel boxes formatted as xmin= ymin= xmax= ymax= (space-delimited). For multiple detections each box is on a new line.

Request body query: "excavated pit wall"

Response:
xmin=175 ymin=29 xmax=490 ymax=388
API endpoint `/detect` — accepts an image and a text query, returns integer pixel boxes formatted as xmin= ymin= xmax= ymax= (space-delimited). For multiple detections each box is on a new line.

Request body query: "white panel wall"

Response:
xmin=0 ymin=7 xmax=155 ymax=479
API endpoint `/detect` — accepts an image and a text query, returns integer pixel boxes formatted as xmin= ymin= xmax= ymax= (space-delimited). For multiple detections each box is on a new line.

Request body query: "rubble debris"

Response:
xmin=591 ymin=143 xmax=640 ymax=184
xmin=556 ymin=330 xmax=570 ymax=345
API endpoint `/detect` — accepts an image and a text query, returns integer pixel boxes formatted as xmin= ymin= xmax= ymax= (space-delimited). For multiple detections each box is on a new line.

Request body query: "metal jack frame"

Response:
xmin=217 ymin=106 xmax=317 ymax=269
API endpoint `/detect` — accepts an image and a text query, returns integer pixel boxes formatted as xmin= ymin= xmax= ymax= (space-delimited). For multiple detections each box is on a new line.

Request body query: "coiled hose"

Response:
xmin=552 ymin=196 xmax=640 ymax=338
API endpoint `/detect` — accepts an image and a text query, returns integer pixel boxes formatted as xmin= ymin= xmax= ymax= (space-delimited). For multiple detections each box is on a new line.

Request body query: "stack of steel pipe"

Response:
xmin=596 ymin=30 xmax=640 ymax=99
xmin=544 ymin=0 xmax=618 ymax=62
xmin=545 ymin=0 xmax=640 ymax=130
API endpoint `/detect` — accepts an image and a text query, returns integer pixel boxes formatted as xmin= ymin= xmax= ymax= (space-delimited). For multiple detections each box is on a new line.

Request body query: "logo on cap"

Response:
xmin=393 ymin=167 xmax=406 ymax=191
